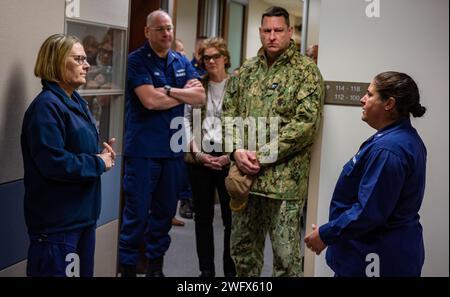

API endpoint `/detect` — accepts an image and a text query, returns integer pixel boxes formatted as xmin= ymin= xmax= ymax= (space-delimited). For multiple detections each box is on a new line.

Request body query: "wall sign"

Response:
xmin=324 ymin=81 xmax=369 ymax=106
xmin=65 ymin=0 xmax=80 ymax=18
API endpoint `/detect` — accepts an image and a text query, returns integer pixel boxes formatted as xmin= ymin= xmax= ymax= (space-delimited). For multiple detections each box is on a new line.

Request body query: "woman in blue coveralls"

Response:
xmin=305 ymin=71 xmax=427 ymax=277
xmin=21 ymin=34 xmax=116 ymax=277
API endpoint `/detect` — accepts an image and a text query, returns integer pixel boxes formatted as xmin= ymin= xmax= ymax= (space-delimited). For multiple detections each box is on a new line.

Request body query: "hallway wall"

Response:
xmin=308 ymin=0 xmax=449 ymax=277
xmin=0 ymin=0 xmax=65 ymax=184
xmin=175 ymin=0 xmax=199 ymax=60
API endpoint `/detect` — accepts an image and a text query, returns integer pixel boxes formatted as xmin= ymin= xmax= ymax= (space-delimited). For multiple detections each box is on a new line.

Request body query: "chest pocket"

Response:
xmin=268 ymin=83 xmax=296 ymax=115
xmin=151 ymin=71 xmax=166 ymax=87
xmin=175 ymin=68 xmax=187 ymax=78
xmin=175 ymin=71 xmax=188 ymax=87
xmin=173 ymin=61 xmax=189 ymax=87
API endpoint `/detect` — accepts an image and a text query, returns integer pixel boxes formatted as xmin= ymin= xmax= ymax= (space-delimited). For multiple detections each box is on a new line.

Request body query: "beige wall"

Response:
xmin=306 ymin=0 xmax=321 ymax=48
xmin=94 ymin=220 xmax=119 ymax=277
xmin=0 ymin=0 xmax=65 ymax=183
xmin=245 ymin=0 xmax=268 ymax=59
xmin=78 ymin=0 xmax=129 ymax=28
xmin=0 ymin=260 xmax=27 ymax=277
xmin=175 ymin=0 xmax=199 ymax=60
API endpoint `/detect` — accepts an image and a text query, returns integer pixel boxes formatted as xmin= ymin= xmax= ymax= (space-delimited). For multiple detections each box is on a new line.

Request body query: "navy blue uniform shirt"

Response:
xmin=319 ymin=118 xmax=427 ymax=276
xmin=21 ymin=80 xmax=105 ymax=234
xmin=124 ymin=42 xmax=199 ymax=158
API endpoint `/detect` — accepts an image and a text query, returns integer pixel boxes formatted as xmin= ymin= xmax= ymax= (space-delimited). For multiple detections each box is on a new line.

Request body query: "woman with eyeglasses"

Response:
xmin=21 ymin=34 xmax=116 ymax=277
xmin=184 ymin=37 xmax=236 ymax=277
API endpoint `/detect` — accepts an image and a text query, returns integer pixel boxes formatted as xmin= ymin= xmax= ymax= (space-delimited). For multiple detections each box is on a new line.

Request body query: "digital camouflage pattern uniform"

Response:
xmin=223 ymin=40 xmax=324 ymax=276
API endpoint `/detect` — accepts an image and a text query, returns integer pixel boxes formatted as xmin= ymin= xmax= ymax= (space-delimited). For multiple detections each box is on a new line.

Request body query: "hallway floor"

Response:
xmin=164 ymin=202 xmax=273 ymax=277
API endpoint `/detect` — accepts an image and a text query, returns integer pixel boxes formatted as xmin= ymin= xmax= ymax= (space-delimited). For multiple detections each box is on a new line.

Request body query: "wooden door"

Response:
xmin=128 ymin=0 xmax=160 ymax=53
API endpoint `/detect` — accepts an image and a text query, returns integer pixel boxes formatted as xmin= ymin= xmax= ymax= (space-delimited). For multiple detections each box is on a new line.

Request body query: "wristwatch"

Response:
xmin=164 ymin=85 xmax=171 ymax=97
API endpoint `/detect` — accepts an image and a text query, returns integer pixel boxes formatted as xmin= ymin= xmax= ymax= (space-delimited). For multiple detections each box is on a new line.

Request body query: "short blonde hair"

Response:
xmin=34 ymin=33 xmax=81 ymax=83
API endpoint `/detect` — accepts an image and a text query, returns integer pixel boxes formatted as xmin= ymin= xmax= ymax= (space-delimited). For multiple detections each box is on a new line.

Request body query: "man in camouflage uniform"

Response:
xmin=223 ymin=6 xmax=324 ymax=276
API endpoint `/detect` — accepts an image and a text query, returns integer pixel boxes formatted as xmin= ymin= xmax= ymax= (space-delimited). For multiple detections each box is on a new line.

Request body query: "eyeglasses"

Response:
xmin=71 ymin=55 xmax=89 ymax=65
xmin=150 ymin=26 xmax=173 ymax=33
xmin=202 ymin=53 xmax=222 ymax=62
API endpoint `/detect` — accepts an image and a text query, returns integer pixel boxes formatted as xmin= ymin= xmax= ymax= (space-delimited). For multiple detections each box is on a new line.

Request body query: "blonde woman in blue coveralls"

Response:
xmin=21 ymin=34 xmax=116 ymax=277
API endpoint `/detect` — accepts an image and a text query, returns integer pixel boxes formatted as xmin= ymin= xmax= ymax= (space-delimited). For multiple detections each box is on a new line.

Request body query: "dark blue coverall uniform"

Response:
xmin=21 ymin=80 xmax=105 ymax=276
xmin=319 ymin=119 xmax=427 ymax=276
xmin=119 ymin=42 xmax=199 ymax=266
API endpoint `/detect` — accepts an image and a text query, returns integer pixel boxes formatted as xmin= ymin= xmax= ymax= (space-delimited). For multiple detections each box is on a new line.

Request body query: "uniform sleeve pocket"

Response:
xmin=342 ymin=159 xmax=356 ymax=176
